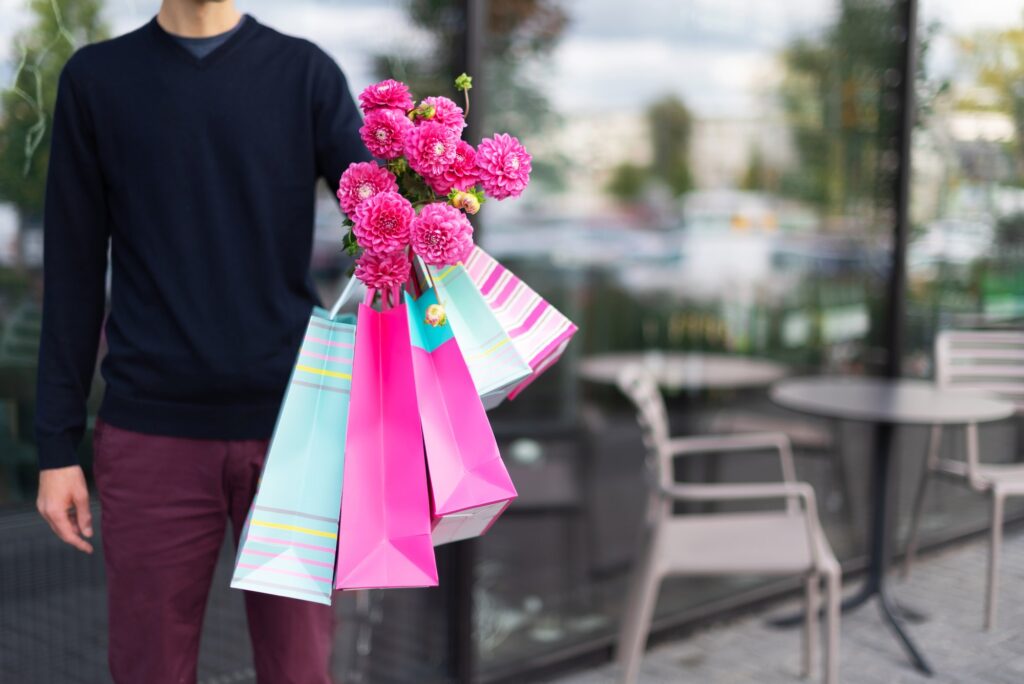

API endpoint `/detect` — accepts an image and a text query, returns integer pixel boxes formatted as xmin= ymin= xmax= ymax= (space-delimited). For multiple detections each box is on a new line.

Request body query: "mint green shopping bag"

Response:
xmin=231 ymin=280 xmax=359 ymax=604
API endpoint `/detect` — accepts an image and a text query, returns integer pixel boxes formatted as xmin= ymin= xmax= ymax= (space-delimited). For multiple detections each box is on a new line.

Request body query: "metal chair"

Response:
xmin=902 ymin=330 xmax=1024 ymax=630
xmin=614 ymin=367 xmax=840 ymax=684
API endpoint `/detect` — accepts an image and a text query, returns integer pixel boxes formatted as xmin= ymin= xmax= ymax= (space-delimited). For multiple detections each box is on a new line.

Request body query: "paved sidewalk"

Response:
xmin=552 ymin=528 xmax=1024 ymax=683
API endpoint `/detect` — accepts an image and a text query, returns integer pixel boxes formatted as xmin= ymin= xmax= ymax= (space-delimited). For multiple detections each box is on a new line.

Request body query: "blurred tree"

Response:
xmin=605 ymin=162 xmax=648 ymax=203
xmin=0 ymin=0 xmax=107 ymax=223
xmin=957 ymin=26 xmax=1024 ymax=179
xmin=373 ymin=0 xmax=568 ymax=189
xmin=739 ymin=145 xmax=781 ymax=192
xmin=777 ymin=1 xmax=939 ymax=222
xmin=646 ymin=95 xmax=692 ymax=197
xmin=778 ymin=1 xmax=897 ymax=217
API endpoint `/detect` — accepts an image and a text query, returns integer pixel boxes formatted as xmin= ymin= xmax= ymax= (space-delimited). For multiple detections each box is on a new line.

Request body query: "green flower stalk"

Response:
xmin=455 ymin=72 xmax=472 ymax=117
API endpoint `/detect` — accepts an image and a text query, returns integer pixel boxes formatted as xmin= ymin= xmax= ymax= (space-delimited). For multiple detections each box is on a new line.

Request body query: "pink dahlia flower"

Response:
xmin=358 ymin=79 xmax=414 ymax=113
xmin=417 ymin=96 xmax=466 ymax=135
xmin=404 ymin=121 xmax=459 ymax=178
xmin=336 ymin=162 xmax=399 ymax=217
xmin=360 ymin=108 xmax=413 ymax=160
xmin=352 ymin=191 xmax=414 ymax=253
xmin=411 ymin=202 xmax=474 ymax=267
xmin=423 ymin=140 xmax=479 ymax=195
xmin=476 ymin=133 xmax=532 ymax=200
xmin=355 ymin=249 xmax=411 ymax=292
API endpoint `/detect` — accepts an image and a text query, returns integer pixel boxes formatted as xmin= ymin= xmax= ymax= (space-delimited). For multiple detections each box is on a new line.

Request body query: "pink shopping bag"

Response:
xmin=405 ymin=287 xmax=517 ymax=545
xmin=334 ymin=286 xmax=438 ymax=589
xmin=458 ymin=246 xmax=577 ymax=399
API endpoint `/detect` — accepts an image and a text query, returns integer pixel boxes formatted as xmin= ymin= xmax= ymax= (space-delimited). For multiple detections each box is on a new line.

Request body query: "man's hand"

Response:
xmin=37 ymin=466 xmax=94 ymax=554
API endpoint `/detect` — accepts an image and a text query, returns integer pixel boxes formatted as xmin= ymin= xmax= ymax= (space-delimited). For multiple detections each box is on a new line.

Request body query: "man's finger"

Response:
xmin=48 ymin=507 xmax=93 ymax=554
xmin=72 ymin=490 xmax=93 ymax=538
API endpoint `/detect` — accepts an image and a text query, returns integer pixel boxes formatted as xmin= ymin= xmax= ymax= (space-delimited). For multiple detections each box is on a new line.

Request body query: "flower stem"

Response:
xmin=455 ymin=73 xmax=473 ymax=118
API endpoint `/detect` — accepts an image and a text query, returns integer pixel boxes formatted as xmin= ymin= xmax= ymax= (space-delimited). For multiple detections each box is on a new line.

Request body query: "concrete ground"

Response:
xmin=551 ymin=528 xmax=1024 ymax=684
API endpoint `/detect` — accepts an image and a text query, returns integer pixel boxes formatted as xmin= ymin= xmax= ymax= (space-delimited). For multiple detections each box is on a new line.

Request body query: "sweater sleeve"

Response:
xmin=312 ymin=51 xmax=373 ymax=191
xmin=34 ymin=59 xmax=110 ymax=470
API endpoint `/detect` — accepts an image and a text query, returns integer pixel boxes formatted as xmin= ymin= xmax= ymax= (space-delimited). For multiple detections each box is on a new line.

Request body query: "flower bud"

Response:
xmin=409 ymin=103 xmax=437 ymax=122
xmin=452 ymin=191 xmax=480 ymax=215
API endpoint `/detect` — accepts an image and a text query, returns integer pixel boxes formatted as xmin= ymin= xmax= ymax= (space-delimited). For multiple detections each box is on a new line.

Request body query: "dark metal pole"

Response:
xmin=444 ymin=4 xmax=486 ymax=683
xmin=884 ymin=0 xmax=918 ymax=379
xmin=875 ymin=1 xmax=934 ymax=674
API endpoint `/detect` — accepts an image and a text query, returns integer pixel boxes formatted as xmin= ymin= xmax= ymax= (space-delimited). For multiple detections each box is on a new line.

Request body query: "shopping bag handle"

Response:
xmin=353 ymin=284 xmax=403 ymax=311
xmin=328 ymin=276 xmax=362 ymax=320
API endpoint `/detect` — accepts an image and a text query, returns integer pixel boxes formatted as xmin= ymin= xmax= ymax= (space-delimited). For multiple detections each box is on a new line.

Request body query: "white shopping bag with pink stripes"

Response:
xmin=460 ymin=246 xmax=577 ymax=399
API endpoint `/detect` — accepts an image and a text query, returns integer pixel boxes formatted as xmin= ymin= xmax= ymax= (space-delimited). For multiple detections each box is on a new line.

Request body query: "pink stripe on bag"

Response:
xmin=496 ymin=285 xmax=534 ymax=324
xmin=480 ymin=262 xmax=506 ymax=295
xmin=235 ymin=563 xmax=333 ymax=583
xmin=305 ymin=335 xmax=355 ymax=349
xmin=246 ymin=535 xmax=336 ymax=554
xmin=491 ymin=274 xmax=520 ymax=308
xmin=508 ymin=301 xmax=549 ymax=337
xmin=299 ymin=349 xmax=354 ymax=364
xmin=242 ymin=549 xmax=335 ymax=568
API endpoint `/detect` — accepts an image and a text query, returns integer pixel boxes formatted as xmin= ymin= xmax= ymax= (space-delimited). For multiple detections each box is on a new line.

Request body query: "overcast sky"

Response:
xmin=1 ymin=0 xmax=1022 ymax=118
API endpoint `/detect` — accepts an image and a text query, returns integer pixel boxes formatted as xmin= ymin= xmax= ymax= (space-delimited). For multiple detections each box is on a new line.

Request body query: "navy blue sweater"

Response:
xmin=36 ymin=17 xmax=371 ymax=469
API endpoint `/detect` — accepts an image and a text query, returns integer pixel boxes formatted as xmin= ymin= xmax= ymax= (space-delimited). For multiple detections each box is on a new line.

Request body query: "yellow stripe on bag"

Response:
xmin=466 ymin=337 xmax=510 ymax=360
xmin=251 ymin=519 xmax=338 ymax=539
xmin=295 ymin=364 xmax=351 ymax=380
xmin=434 ymin=265 xmax=458 ymax=282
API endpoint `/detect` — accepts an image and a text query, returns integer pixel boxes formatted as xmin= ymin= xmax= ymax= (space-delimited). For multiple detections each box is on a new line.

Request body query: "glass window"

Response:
xmin=472 ymin=0 xmax=912 ymax=675
xmin=906 ymin=0 xmax=1024 ymax=361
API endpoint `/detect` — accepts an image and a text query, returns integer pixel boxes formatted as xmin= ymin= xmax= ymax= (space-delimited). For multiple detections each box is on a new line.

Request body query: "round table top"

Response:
xmin=771 ymin=376 xmax=1015 ymax=425
xmin=578 ymin=352 xmax=788 ymax=391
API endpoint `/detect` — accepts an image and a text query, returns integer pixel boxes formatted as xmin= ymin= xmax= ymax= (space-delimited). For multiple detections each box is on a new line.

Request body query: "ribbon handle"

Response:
xmin=328 ymin=276 xmax=362 ymax=320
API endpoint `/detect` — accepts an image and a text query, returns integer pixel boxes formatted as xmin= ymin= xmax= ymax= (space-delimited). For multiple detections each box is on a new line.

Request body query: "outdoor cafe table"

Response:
xmin=579 ymin=352 xmax=790 ymax=514
xmin=770 ymin=376 xmax=1016 ymax=676
xmin=578 ymin=351 xmax=788 ymax=391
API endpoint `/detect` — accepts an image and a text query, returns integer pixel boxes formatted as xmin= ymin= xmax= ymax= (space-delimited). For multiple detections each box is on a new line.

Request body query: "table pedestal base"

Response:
xmin=769 ymin=423 xmax=935 ymax=677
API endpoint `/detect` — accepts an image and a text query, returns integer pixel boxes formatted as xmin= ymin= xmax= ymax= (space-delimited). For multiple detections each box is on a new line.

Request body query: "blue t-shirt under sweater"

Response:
xmin=169 ymin=14 xmax=248 ymax=59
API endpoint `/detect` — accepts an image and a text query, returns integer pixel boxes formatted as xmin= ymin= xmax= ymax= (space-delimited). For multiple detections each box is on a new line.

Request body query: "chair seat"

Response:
xmin=979 ymin=463 xmax=1024 ymax=493
xmin=937 ymin=460 xmax=1024 ymax=493
xmin=658 ymin=511 xmax=829 ymax=576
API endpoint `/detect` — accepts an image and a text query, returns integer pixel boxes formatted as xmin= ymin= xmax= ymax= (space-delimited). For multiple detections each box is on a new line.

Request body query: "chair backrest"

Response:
xmin=935 ymin=330 xmax=1024 ymax=413
xmin=616 ymin=365 xmax=673 ymax=490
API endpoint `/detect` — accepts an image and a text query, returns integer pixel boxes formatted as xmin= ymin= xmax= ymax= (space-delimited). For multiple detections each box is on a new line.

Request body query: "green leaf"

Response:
xmin=387 ymin=157 xmax=409 ymax=176
xmin=342 ymin=229 xmax=360 ymax=256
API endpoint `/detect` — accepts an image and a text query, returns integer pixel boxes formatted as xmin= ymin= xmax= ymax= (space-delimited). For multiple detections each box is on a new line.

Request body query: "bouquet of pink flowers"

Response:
xmin=337 ymin=73 xmax=532 ymax=290
xmin=230 ymin=75 xmax=577 ymax=603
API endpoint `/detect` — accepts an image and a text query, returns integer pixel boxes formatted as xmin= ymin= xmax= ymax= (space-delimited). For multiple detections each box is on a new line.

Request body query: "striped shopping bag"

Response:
xmin=427 ymin=260 xmax=533 ymax=409
xmin=231 ymin=283 xmax=360 ymax=604
xmin=460 ymin=246 xmax=577 ymax=398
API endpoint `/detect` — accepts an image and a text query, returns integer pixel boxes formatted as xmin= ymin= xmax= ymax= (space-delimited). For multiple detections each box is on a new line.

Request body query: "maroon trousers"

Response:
xmin=92 ymin=418 xmax=334 ymax=684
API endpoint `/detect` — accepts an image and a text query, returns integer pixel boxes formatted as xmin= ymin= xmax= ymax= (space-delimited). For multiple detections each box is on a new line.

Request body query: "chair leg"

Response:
xmin=986 ymin=491 xmax=1005 ymax=631
xmin=823 ymin=563 xmax=841 ymax=684
xmin=901 ymin=472 xmax=932 ymax=580
xmin=802 ymin=574 xmax=820 ymax=679
xmin=616 ymin=530 xmax=662 ymax=684
xmin=902 ymin=425 xmax=942 ymax=579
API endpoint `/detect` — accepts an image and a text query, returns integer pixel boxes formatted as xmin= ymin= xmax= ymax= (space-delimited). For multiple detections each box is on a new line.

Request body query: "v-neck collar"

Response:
xmin=149 ymin=14 xmax=258 ymax=70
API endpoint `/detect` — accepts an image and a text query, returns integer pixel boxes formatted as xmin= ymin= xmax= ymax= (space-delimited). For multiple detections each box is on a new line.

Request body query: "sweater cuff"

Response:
xmin=37 ymin=433 xmax=82 ymax=470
